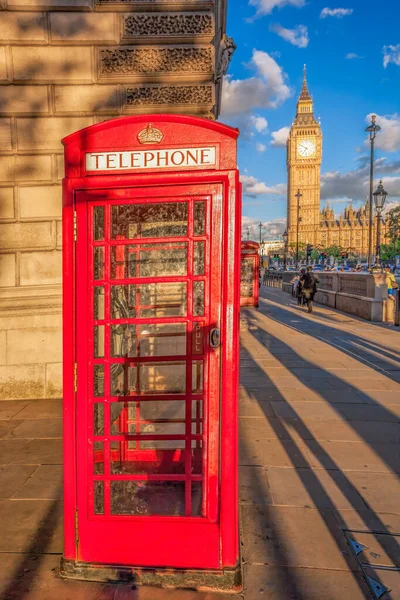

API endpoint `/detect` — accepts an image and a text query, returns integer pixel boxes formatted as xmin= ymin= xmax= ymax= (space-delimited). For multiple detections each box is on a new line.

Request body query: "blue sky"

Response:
xmin=222 ymin=0 xmax=400 ymax=239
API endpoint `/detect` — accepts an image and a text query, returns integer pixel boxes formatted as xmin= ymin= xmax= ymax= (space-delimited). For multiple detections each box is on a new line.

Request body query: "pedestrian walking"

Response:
xmin=300 ymin=266 xmax=319 ymax=313
xmin=296 ymin=268 xmax=306 ymax=306
xmin=290 ymin=273 xmax=300 ymax=298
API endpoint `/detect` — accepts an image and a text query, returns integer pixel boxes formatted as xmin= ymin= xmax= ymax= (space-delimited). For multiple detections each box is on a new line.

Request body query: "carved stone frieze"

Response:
xmin=99 ymin=47 xmax=213 ymax=77
xmin=215 ymin=34 xmax=236 ymax=82
xmin=125 ymin=84 xmax=213 ymax=106
xmin=97 ymin=0 xmax=212 ymax=4
xmin=123 ymin=13 xmax=214 ymax=37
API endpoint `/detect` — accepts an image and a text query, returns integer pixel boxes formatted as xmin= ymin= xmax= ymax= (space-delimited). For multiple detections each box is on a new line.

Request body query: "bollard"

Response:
xmin=395 ymin=289 xmax=400 ymax=327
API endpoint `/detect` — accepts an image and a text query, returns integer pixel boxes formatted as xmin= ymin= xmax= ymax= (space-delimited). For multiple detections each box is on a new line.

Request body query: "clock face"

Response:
xmin=297 ymin=139 xmax=316 ymax=157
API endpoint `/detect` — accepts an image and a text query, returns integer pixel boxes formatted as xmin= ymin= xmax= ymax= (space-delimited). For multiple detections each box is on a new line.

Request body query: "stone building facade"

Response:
xmin=287 ymin=67 xmax=388 ymax=256
xmin=0 ymin=0 xmax=232 ymax=400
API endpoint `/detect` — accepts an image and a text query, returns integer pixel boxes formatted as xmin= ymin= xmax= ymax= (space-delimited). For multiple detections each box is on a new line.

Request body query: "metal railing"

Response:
xmin=263 ymin=271 xmax=284 ymax=288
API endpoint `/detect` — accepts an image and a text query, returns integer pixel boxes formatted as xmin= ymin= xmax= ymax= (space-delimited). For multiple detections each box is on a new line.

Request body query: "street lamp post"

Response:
xmin=373 ymin=180 xmax=388 ymax=269
xmin=258 ymin=221 xmax=262 ymax=244
xmin=365 ymin=114 xmax=381 ymax=269
xmin=295 ymin=189 xmax=302 ymax=269
xmin=282 ymin=229 xmax=288 ymax=271
xmin=246 ymin=226 xmax=250 ymax=241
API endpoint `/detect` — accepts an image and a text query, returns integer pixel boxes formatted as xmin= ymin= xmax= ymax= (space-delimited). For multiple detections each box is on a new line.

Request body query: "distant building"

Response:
xmin=286 ymin=66 xmax=388 ymax=256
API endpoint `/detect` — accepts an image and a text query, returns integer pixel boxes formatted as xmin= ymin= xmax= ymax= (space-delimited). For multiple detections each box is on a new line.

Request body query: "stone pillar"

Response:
xmin=0 ymin=0 xmax=232 ymax=400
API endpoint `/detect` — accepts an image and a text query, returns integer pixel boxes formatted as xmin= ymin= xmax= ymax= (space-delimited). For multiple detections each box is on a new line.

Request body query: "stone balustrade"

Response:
xmin=282 ymin=271 xmax=392 ymax=322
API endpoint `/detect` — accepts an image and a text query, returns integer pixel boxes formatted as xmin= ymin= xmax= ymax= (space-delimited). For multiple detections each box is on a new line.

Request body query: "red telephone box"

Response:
xmin=240 ymin=241 xmax=260 ymax=307
xmin=60 ymin=115 xmax=241 ymax=589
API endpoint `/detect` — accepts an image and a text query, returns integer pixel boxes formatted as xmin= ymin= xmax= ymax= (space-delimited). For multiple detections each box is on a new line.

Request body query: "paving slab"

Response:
xmin=6 ymin=419 xmax=63 ymax=439
xmin=345 ymin=472 xmax=400 ymax=514
xmin=0 ymin=465 xmax=38 ymax=499
xmin=270 ymin=400 xmax=347 ymax=421
xmin=241 ymin=505 xmax=355 ymax=570
xmin=0 ymin=420 xmax=23 ymax=439
xmin=0 ymin=499 xmax=63 ymax=553
xmin=0 ymin=439 xmax=31 ymax=464
xmin=239 ymin=466 xmax=272 ymax=505
xmin=337 ymin=403 xmax=400 ymax=422
xmin=243 ymin=564 xmax=372 ymax=600
xmin=345 ymin=531 xmax=400 ymax=568
xmin=239 ymin=400 xmax=275 ymax=418
xmin=14 ymin=465 xmax=63 ymax=499
xmin=10 ymin=439 xmax=63 ymax=465
xmin=15 ymin=399 xmax=62 ymax=420
xmin=265 ymin=467 xmax=368 ymax=511
xmin=307 ymin=420 xmax=400 ymax=444
xmin=0 ymin=401 xmax=30 ymax=420
xmin=333 ymin=509 xmax=400 ymax=534
xmin=239 ymin=439 xmax=311 ymax=468
xmin=305 ymin=440 xmax=391 ymax=473
xmin=363 ymin=566 xmax=400 ymax=600
xmin=239 ymin=417 xmax=290 ymax=440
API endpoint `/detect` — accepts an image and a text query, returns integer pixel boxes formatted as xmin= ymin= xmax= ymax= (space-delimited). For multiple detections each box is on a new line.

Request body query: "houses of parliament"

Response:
xmin=286 ymin=67 xmax=388 ymax=256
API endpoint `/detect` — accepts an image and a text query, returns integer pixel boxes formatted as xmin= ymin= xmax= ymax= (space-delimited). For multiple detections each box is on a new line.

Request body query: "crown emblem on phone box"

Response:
xmin=137 ymin=124 xmax=163 ymax=145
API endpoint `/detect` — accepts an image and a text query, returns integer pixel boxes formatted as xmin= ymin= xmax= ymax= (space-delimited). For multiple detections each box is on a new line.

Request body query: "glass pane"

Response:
xmin=94 ymin=441 xmax=104 ymax=474
xmin=93 ymin=206 xmax=105 ymax=241
xmin=110 ymin=441 xmax=186 ymax=473
xmin=139 ymin=323 xmax=186 ymax=357
xmin=192 ymin=441 xmax=203 ymax=475
xmin=94 ymin=287 xmax=105 ymax=320
xmin=240 ymin=259 xmax=253 ymax=298
xmin=110 ymin=480 xmax=186 ymax=516
xmin=94 ymin=365 xmax=104 ymax=397
xmin=94 ymin=247 xmax=105 ymax=280
xmin=110 ymin=400 xmax=186 ymax=435
xmin=111 ymin=203 xmax=188 ymax=240
xmin=194 ymin=202 xmax=205 ymax=236
xmin=138 ymin=362 xmax=186 ymax=394
xmin=94 ymin=403 xmax=104 ymax=435
xmin=191 ymin=482 xmax=203 ymax=517
xmin=193 ymin=242 xmax=205 ymax=275
xmin=110 ymin=363 xmax=136 ymax=396
xmin=110 ymin=401 xmax=135 ymax=435
xmin=94 ymin=481 xmax=104 ymax=515
xmin=139 ymin=243 xmax=187 ymax=278
xmin=94 ymin=325 xmax=105 ymax=358
xmin=139 ymin=283 xmax=187 ymax=318
xmin=111 ymin=324 xmax=137 ymax=358
xmin=111 ymin=245 xmax=137 ymax=279
xmin=192 ymin=361 xmax=203 ymax=393
xmin=110 ymin=363 xmax=186 ymax=395
xmin=193 ymin=281 xmax=205 ymax=316
xmin=111 ymin=285 xmax=136 ymax=319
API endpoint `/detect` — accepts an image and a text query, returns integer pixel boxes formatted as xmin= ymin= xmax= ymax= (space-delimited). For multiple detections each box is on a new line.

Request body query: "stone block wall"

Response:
xmin=0 ymin=0 xmax=228 ymax=399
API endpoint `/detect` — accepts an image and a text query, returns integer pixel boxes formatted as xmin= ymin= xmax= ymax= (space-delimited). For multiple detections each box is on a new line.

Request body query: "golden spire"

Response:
xmin=298 ymin=64 xmax=312 ymax=102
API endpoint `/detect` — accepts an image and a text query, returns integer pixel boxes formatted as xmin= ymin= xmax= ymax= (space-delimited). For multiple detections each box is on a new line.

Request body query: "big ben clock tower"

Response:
xmin=287 ymin=66 xmax=322 ymax=247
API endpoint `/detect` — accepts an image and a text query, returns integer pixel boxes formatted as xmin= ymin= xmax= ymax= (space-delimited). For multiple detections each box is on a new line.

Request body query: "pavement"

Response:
xmin=0 ymin=285 xmax=399 ymax=599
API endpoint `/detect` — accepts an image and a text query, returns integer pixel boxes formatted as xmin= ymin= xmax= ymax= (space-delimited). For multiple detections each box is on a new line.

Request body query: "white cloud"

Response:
xmin=270 ymin=24 xmax=309 ymax=48
xmin=249 ymin=0 xmax=305 ymax=19
xmin=320 ymin=7 xmax=353 ymax=18
xmin=383 ymin=44 xmax=400 ymax=68
xmin=366 ymin=113 xmax=400 ymax=152
xmin=256 ymin=143 xmax=267 ymax=153
xmin=240 ymin=174 xmax=287 ymax=197
xmin=250 ymin=115 xmax=268 ymax=132
xmin=242 ymin=215 xmax=287 ymax=240
xmin=345 ymin=52 xmax=363 ymax=59
xmin=270 ymin=126 xmax=290 ymax=146
xmin=221 ymin=50 xmax=291 ymax=117
xmin=320 ymin=158 xmax=400 ymax=203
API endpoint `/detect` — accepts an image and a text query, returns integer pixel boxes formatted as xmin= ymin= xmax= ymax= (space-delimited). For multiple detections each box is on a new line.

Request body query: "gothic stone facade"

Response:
xmin=0 ymin=0 xmax=231 ymax=400
xmin=287 ymin=69 xmax=388 ymax=255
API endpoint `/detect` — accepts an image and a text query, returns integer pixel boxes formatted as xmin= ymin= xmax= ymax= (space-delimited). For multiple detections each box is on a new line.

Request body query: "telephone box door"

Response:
xmin=75 ymin=183 xmax=223 ymax=569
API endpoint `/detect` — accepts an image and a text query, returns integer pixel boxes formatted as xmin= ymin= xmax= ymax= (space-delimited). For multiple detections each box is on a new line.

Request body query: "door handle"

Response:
xmin=210 ymin=328 xmax=220 ymax=349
